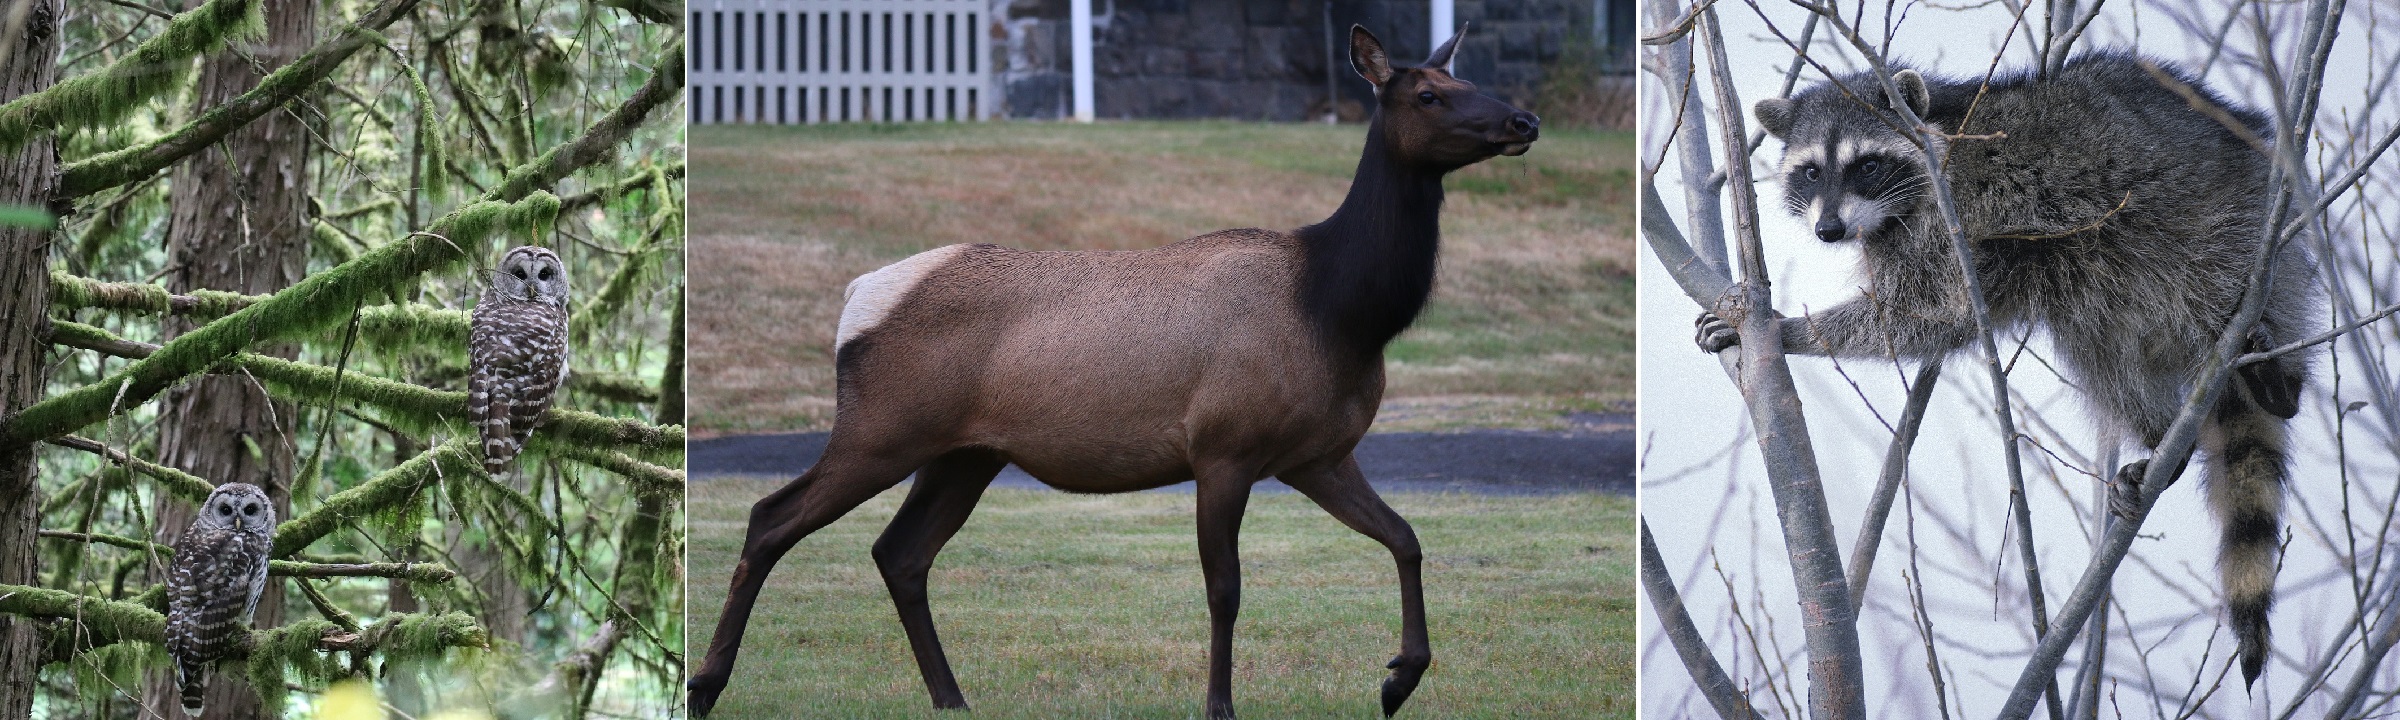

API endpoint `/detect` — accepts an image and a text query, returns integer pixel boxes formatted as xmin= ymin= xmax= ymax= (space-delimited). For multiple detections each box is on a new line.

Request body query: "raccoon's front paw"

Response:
xmin=1695 ymin=312 xmax=1741 ymax=353
xmin=2108 ymin=460 xmax=2150 ymax=522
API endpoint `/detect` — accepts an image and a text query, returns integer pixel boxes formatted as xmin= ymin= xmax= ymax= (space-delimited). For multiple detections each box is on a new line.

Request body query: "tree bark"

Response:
xmin=0 ymin=1 xmax=62 ymax=715
xmin=141 ymin=0 xmax=317 ymax=715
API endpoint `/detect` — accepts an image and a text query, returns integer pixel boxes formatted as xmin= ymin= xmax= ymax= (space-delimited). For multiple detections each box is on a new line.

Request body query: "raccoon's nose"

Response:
xmin=1814 ymin=216 xmax=1848 ymax=242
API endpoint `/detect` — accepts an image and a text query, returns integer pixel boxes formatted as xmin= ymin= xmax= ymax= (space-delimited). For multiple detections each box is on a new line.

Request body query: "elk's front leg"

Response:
xmin=1194 ymin=471 xmax=1255 ymax=720
xmin=1280 ymin=455 xmax=1431 ymax=717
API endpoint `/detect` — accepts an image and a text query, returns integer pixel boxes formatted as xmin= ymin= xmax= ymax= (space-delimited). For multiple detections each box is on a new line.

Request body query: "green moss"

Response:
xmin=3 ymin=192 xmax=560 ymax=446
xmin=0 ymin=0 xmax=263 ymax=152
xmin=246 ymin=618 xmax=346 ymax=714
xmin=273 ymin=439 xmax=479 ymax=558
xmin=367 ymin=611 xmax=488 ymax=664
xmin=58 ymin=0 xmax=422 ymax=199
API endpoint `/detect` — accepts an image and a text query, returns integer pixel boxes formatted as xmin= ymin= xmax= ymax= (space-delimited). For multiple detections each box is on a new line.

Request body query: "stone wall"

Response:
xmin=994 ymin=0 xmax=1624 ymax=120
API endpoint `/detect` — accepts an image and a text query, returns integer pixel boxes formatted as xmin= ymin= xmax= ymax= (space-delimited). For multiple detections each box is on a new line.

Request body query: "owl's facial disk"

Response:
xmin=215 ymin=497 xmax=264 ymax=529
xmin=510 ymin=261 xmax=557 ymax=300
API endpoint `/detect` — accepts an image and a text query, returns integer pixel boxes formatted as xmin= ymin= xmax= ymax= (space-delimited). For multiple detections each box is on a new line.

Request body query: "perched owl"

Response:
xmin=164 ymin=482 xmax=275 ymax=718
xmin=470 ymin=245 xmax=571 ymax=473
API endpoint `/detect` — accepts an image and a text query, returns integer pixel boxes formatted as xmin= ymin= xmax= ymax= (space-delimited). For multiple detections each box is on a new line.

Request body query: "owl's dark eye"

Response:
xmin=1417 ymin=91 xmax=1439 ymax=105
xmin=243 ymin=503 xmax=259 ymax=516
xmin=513 ymin=268 xmax=529 ymax=279
xmin=216 ymin=504 xmax=232 ymax=516
xmin=537 ymin=266 xmax=553 ymax=280
xmin=1802 ymin=165 xmax=1821 ymax=181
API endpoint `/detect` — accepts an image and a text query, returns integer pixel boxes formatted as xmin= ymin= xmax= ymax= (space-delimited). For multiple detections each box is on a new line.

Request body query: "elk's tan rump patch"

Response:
xmin=838 ymin=244 xmax=970 ymax=351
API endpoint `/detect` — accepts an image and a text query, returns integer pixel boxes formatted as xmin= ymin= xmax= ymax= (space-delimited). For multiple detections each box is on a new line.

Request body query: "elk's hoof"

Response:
xmin=1380 ymin=654 xmax=1431 ymax=716
xmin=688 ymin=674 xmax=726 ymax=718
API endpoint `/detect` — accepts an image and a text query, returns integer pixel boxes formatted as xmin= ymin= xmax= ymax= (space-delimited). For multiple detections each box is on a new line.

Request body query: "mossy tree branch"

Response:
xmin=559 ymin=162 xmax=684 ymax=212
xmin=0 ymin=0 xmax=262 ymax=153
xmin=270 ymin=438 xmax=478 ymax=559
xmin=480 ymin=42 xmax=684 ymax=204
xmin=44 ymin=321 xmax=685 ymax=464
xmin=34 ymin=532 xmax=455 ymax=582
xmin=0 ymin=192 xmax=560 ymax=447
xmin=42 ymin=436 xmax=213 ymax=503
xmin=55 ymin=0 xmax=423 ymax=200
xmin=0 ymin=586 xmax=485 ymax=675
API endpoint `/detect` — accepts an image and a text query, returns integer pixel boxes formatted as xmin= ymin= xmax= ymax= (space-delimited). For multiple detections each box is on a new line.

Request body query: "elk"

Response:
xmin=688 ymin=25 xmax=1539 ymax=720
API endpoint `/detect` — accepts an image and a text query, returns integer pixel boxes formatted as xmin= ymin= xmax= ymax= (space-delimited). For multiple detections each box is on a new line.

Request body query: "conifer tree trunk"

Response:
xmin=140 ymin=0 xmax=317 ymax=715
xmin=0 ymin=2 xmax=63 ymax=714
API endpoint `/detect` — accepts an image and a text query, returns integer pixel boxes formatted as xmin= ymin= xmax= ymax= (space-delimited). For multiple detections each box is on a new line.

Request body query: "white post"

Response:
xmin=1429 ymin=0 xmax=1454 ymax=67
xmin=1071 ymin=0 xmax=1095 ymax=122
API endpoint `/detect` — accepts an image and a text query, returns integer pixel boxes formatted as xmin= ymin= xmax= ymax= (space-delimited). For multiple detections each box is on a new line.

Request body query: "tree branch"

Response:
xmin=0 ymin=0 xmax=260 ymax=153
xmin=1641 ymin=520 xmax=1765 ymax=720
xmin=34 ymin=532 xmax=455 ymax=582
xmin=55 ymin=0 xmax=422 ymax=200
xmin=480 ymin=41 xmax=684 ymax=205
xmin=0 ymin=193 xmax=560 ymax=447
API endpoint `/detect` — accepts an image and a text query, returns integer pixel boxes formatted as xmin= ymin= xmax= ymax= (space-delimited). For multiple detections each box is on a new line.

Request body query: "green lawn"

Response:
xmin=687 ymin=122 xmax=1635 ymax=433
xmin=686 ymin=479 xmax=1634 ymax=719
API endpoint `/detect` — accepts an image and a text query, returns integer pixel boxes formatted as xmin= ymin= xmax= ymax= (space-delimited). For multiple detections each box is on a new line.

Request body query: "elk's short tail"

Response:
xmin=2204 ymin=400 xmax=2290 ymax=688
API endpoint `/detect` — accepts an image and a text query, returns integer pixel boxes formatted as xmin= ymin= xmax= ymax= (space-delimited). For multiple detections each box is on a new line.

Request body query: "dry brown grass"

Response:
xmin=689 ymin=121 xmax=1632 ymax=433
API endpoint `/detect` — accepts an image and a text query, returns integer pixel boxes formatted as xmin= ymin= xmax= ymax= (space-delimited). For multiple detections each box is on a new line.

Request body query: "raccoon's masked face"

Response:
xmin=1754 ymin=70 xmax=1936 ymax=244
xmin=1774 ymin=137 xmax=1926 ymax=244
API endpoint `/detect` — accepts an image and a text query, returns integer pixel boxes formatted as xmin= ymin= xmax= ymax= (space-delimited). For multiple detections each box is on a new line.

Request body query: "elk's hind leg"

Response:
xmin=873 ymin=448 xmax=1005 ymax=710
xmin=689 ymin=436 xmax=941 ymax=717
xmin=1281 ymin=455 xmax=1429 ymax=718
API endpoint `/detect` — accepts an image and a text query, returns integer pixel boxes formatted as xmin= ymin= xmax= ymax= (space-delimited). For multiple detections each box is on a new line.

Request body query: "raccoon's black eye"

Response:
xmin=1858 ymin=159 xmax=1880 ymax=174
xmin=1417 ymin=91 xmax=1439 ymax=106
xmin=1802 ymin=166 xmax=1821 ymax=181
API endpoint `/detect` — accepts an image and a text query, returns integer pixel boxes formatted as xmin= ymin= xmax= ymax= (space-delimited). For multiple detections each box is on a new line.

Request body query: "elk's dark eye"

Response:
xmin=216 ymin=504 xmax=232 ymax=516
xmin=243 ymin=503 xmax=259 ymax=516
xmin=1418 ymin=91 xmax=1439 ymax=105
xmin=538 ymin=266 xmax=553 ymax=280
xmin=1802 ymin=166 xmax=1821 ymax=181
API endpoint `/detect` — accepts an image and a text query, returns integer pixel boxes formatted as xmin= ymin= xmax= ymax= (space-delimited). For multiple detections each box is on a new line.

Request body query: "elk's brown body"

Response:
xmin=689 ymin=25 xmax=1539 ymax=720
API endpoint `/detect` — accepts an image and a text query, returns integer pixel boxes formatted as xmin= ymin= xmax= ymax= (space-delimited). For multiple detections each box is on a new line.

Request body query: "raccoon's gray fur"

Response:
xmin=1696 ymin=52 xmax=2318 ymax=686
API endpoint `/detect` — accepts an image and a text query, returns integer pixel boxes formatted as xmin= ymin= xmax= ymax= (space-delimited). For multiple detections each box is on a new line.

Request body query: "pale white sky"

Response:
xmin=1636 ymin=1 xmax=2399 ymax=716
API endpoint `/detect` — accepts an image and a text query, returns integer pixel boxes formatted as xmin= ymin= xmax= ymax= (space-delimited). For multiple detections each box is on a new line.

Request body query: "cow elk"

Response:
xmin=689 ymin=24 xmax=1539 ymax=720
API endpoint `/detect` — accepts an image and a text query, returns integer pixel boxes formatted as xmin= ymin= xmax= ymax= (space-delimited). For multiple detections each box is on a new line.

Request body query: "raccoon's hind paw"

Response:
xmin=2238 ymin=330 xmax=2304 ymax=419
xmin=2109 ymin=460 xmax=2151 ymax=521
xmin=1696 ymin=312 xmax=1741 ymax=353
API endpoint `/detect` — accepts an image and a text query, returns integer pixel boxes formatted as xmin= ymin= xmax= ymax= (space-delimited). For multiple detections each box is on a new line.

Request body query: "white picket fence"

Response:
xmin=688 ymin=0 xmax=992 ymax=124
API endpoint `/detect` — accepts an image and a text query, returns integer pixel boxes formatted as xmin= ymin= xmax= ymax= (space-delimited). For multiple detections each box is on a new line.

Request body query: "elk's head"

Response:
xmin=1350 ymin=24 xmax=1540 ymax=170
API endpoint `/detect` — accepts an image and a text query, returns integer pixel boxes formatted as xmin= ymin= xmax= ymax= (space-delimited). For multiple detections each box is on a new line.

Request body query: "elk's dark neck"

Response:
xmin=1296 ymin=118 xmax=1448 ymax=357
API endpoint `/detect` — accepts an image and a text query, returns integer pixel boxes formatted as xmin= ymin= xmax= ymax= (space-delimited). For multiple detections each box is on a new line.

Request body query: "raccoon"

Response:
xmin=1695 ymin=52 xmax=2319 ymax=686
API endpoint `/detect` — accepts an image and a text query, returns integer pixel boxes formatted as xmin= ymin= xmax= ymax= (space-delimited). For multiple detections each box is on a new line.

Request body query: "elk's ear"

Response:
xmin=1425 ymin=22 xmax=1467 ymax=70
xmin=1754 ymin=97 xmax=1795 ymax=138
xmin=1892 ymin=69 xmax=1931 ymax=118
xmin=1350 ymin=25 xmax=1392 ymax=88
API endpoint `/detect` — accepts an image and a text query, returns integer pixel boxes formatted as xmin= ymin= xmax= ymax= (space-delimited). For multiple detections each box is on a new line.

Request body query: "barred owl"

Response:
xmin=470 ymin=245 xmax=571 ymax=473
xmin=164 ymin=482 xmax=275 ymax=718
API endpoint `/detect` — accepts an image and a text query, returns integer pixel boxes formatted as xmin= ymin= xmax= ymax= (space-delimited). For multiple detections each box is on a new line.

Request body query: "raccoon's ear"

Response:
xmin=1753 ymin=98 xmax=1796 ymax=138
xmin=1892 ymin=70 xmax=1931 ymax=119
